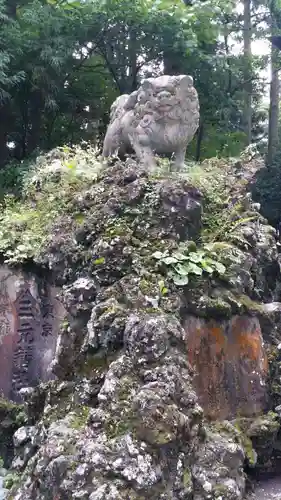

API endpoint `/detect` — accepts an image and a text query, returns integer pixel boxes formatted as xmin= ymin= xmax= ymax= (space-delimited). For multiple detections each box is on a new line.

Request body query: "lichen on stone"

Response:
xmin=0 ymin=398 xmax=26 ymax=468
xmin=4 ymin=149 xmax=281 ymax=499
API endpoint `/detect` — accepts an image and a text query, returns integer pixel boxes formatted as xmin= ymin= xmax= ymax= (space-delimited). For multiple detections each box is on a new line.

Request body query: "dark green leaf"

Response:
xmin=162 ymin=256 xmax=179 ymax=265
xmin=173 ymin=274 xmax=189 ymax=286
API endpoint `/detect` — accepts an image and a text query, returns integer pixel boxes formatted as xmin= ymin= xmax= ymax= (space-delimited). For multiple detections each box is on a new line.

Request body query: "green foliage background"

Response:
xmin=0 ymin=0 xmax=269 ymax=170
xmin=0 ymin=0 xmax=278 ymax=224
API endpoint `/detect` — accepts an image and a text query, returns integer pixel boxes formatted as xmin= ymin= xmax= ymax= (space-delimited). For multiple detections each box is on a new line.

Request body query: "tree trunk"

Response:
xmin=268 ymin=46 xmax=280 ymax=164
xmin=163 ymin=52 xmax=182 ymax=75
xmin=268 ymin=0 xmax=280 ymax=164
xmin=26 ymin=90 xmax=43 ymax=155
xmin=195 ymin=121 xmax=204 ymax=161
xmin=0 ymin=105 xmax=11 ymax=167
xmin=242 ymin=0 xmax=252 ymax=145
xmin=6 ymin=0 xmax=17 ymax=17
xmin=128 ymin=27 xmax=138 ymax=92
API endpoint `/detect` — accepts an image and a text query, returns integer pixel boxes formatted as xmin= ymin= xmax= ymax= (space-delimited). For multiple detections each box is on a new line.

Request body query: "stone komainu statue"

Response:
xmin=102 ymin=74 xmax=200 ymax=170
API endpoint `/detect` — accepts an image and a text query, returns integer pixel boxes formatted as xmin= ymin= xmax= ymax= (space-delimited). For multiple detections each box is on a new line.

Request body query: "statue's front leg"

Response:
xmin=129 ymin=132 xmax=157 ymax=171
xmin=171 ymin=147 xmax=186 ymax=172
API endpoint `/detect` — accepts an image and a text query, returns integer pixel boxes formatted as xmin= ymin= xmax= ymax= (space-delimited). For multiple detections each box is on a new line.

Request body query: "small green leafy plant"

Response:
xmin=3 ymin=471 xmax=20 ymax=490
xmin=152 ymin=243 xmax=226 ymax=286
xmin=158 ymin=279 xmax=168 ymax=296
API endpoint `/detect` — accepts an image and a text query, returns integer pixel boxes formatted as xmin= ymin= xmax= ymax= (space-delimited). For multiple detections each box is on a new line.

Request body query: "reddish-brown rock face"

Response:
xmin=0 ymin=266 xmax=65 ymax=402
xmin=184 ymin=315 xmax=269 ymax=419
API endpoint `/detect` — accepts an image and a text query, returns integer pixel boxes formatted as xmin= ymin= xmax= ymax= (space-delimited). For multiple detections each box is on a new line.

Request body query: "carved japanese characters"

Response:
xmin=102 ymin=74 xmax=200 ymax=170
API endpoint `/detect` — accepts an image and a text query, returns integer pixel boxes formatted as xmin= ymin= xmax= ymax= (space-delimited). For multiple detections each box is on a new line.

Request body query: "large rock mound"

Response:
xmin=1 ymin=147 xmax=281 ymax=499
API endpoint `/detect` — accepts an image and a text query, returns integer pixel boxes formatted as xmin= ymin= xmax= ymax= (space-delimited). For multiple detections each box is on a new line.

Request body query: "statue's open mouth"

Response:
xmin=158 ymin=104 xmax=173 ymax=112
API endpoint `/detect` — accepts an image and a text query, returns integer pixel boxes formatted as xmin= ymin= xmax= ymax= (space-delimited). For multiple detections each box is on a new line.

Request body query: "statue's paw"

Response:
xmin=170 ymin=163 xmax=185 ymax=173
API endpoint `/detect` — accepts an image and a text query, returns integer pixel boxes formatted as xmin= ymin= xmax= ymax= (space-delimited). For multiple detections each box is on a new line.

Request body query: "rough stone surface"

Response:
xmin=0 ymin=398 xmax=26 ymax=467
xmin=246 ymin=413 xmax=280 ymax=468
xmin=61 ymin=278 xmax=98 ymax=318
xmin=102 ymin=74 xmax=199 ymax=170
xmin=7 ymin=316 xmax=201 ymax=498
xmin=7 ymin=316 xmax=248 ymax=500
xmin=192 ymin=424 xmax=246 ymax=500
xmin=5 ymin=153 xmax=281 ymax=498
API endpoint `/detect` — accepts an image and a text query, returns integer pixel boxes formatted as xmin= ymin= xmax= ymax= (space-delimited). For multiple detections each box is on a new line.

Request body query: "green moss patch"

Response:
xmin=0 ymin=398 xmax=26 ymax=467
xmin=70 ymin=406 xmax=90 ymax=430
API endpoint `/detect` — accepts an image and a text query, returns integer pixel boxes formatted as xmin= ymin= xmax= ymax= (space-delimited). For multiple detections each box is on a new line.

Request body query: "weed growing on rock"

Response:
xmin=152 ymin=242 xmax=226 ymax=286
xmin=158 ymin=155 xmax=263 ymax=246
xmin=70 ymin=406 xmax=90 ymax=430
xmin=4 ymin=472 xmax=20 ymax=490
xmin=0 ymin=144 xmax=101 ymax=264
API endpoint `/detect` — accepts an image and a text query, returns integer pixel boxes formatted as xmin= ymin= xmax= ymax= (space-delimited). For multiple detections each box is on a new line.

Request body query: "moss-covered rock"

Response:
xmin=246 ymin=413 xmax=280 ymax=467
xmin=0 ymin=398 xmax=26 ymax=467
xmin=3 ymin=149 xmax=281 ymax=498
xmin=233 ymin=412 xmax=281 ymax=470
xmin=192 ymin=422 xmax=246 ymax=500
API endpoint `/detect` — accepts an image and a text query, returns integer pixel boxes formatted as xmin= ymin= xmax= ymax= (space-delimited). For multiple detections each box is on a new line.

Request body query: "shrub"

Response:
xmin=0 ymin=144 xmax=102 ymax=264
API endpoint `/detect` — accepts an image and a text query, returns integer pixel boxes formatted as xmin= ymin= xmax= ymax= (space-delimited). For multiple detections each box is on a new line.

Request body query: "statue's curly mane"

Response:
xmin=130 ymin=76 xmax=199 ymax=126
xmin=108 ymin=75 xmax=198 ymax=128
xmin=110 ymin=94 xmax=130 ymax=122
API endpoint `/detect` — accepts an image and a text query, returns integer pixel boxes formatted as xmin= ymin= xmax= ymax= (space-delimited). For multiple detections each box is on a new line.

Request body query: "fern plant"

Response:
xmin=0 ymin=145 xmax=102 ymax=264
